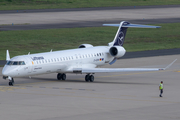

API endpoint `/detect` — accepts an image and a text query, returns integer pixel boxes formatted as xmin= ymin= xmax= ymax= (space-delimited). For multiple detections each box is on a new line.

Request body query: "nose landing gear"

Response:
xmin=8 ymin=77 xmax=14 ymax=86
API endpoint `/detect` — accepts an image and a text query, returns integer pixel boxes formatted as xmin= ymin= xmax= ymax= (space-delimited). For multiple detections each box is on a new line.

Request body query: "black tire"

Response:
xmin=89 ymin=75 xmax=94 ymax=82
xmin=57 ymin=73 xmax=62 ymax=80
xmin=9 ymin=82 xmax=13 ymax=86
xmin=85 ymin=75 xmax=89 ymax=82
xmin=62 ymin=74 xmax=66 ymax=80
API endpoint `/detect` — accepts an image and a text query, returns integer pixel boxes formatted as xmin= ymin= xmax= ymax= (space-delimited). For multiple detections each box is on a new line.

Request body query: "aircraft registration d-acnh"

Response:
xmin=2 ymin=21 xmax=176 ymax=86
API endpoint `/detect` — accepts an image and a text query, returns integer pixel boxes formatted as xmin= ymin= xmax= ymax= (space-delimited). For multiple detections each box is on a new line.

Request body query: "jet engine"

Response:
xmin=109 ymin=46 xmax=126 ymax=58
xmin=78 ymin=44 xmax=93 ymax=48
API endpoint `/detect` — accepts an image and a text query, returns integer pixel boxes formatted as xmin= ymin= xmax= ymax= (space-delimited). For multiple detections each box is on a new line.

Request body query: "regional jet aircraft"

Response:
xmin=2 ymin=21 xmax=176 ymax=86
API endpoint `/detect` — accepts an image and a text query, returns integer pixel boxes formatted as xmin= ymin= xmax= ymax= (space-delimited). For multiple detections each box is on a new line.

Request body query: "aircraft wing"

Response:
xmin=73 ymin=68 xmax=163 ymax=73
xmin=73 ymin=59 xmax=177 ymax=73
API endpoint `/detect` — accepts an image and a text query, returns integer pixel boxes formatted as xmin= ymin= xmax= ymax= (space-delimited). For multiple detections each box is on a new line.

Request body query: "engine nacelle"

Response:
xmin=78 ymin=44 xmax=93 ymax=48
xmin=109 ymin=46 xmax=126 ymax=58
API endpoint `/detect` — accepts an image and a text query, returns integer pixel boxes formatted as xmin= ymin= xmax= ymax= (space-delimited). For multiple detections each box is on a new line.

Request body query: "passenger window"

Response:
xmin=97 ymin=53 xmax=99 ymax=56
xmin=57 ymin=58 xmax=59 ymax=61
xmin=99 ymin=53 xmax=101 ymax=56
xmin=39 ymin=61 xmax=41 ymax=64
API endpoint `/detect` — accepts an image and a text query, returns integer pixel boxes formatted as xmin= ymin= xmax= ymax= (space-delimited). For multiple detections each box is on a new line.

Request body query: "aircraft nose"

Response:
xmin=2 ymin=67 xmax=9 ymax=76
xmin=2 ymin=66 xmax=16 ymax=77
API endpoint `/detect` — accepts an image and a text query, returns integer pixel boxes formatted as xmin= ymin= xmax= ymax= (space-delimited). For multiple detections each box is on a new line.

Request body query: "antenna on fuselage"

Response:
xmin=6 ymin=50 xmax=10 ymax=61
xmin=28 ymin=52 xmax=30 ymax=55
xmin=50 ymin=49 xmax=52 ymax=52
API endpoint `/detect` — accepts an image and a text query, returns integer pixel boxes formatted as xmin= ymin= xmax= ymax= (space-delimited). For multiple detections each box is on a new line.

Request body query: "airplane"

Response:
xmin=2 ymin=21 xmax=177 ymax=86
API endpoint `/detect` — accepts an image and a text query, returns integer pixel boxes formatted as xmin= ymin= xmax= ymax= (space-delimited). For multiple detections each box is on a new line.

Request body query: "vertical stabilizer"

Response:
xmin=6 ymin=50 xmax=10 ymax=61
xmin=112 ymin=21 xmax=129 ymax=46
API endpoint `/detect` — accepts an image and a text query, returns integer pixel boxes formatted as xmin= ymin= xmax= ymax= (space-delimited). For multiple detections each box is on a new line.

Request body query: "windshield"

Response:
xmin=6 ymin=61 xmax=25 ymax=65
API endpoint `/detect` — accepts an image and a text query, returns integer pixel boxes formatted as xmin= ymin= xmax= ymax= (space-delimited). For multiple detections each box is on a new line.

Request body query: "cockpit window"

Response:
xmin=6 ymin=61 xmax=25 ymax=65
xmin=13 ymin=62 xmax=18 ymax=65
xmin=6 ymin=61 xmax=13 ymax=65
xmin=19 ymin=61 xmax=25 ymax=65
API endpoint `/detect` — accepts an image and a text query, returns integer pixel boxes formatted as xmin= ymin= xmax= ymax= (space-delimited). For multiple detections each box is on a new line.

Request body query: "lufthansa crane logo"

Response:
xmin=117 ymin=31 xmax=124 ymax=46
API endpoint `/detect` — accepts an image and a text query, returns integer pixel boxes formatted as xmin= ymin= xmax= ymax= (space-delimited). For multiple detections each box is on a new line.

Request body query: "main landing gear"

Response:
xmin=57 ymin=73 xmax=66 ymax=80
xmin=57 ymin=73 xmax=95 ymax=82
xmin=85 ymin=74 xmax=94 ymax=82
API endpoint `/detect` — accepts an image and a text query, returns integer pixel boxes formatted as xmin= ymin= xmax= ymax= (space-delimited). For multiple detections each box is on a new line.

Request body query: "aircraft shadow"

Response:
xmin=29 ymin=77 xmax=155 ymax=85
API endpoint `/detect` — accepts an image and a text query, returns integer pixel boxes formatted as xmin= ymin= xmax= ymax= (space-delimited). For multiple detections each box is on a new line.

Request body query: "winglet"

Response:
xmin=161 ymin=59 xmax=177 ymax=70
xmin=6 ymin=50 xmax=10 ymax=61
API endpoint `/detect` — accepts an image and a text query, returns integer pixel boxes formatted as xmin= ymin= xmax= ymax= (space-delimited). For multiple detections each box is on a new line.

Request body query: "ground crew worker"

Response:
xmin=159 ymin=81 xmax=163 ymax=97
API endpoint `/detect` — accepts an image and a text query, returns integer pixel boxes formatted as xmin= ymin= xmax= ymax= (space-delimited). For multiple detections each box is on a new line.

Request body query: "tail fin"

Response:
xmin=103 ymin=21 xmax=161 ymax=47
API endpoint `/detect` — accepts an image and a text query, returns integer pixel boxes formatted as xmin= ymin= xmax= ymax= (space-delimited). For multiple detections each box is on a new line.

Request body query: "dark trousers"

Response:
xmin=160 ymin=89 xmax=163 ymax=96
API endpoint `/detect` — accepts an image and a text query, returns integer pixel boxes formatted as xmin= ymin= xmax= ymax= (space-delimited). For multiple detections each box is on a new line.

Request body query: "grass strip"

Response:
xmin=0 ymin=0 xmax=180 ymax=10
xmin=0 ymin=23 xmax=180 ymax=60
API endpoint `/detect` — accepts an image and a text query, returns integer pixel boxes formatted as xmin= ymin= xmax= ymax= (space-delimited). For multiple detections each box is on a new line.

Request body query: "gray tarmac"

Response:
xmin=0 ymin=5 xmax=180 ymax=30
xmin=0 ymin=54 xmax=180 ymax=120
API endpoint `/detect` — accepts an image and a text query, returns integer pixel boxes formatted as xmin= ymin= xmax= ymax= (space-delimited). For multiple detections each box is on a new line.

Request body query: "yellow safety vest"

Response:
xmin=159 ymin=83 xmax=163 ymax=89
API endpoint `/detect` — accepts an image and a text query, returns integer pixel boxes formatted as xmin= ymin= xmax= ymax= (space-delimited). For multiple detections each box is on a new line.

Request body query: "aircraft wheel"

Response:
xmin=89 ymin=75 xmax=94 ymax=82
xmin=9 ymin=82 xmax=13 ymax=86
xmin=62 ymin=74 xmax=66 ymax=80
xmin=85 ymin=74 xmax=90 ymax=82
xmin=57 ymin=73 xmax=62 ymax=80
xmin=9 ymin=78 xmax=14 ymax=86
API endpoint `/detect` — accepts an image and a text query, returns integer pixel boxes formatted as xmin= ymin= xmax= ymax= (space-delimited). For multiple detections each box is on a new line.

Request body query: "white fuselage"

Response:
xmin=2 ymin=46 xmax=116 ymax=77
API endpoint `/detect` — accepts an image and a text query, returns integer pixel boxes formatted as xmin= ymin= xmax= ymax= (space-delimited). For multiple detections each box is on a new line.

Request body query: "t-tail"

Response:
xmin=103 ymin=21 xmax=161 ymax=47
xmin=103 ymin=21 xmax=161 ymax=65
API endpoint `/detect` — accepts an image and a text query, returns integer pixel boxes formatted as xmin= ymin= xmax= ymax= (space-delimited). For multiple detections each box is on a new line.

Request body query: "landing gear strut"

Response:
xmin=85 ymin=74 xmax=94 ymax=82
xmin=57 ymin=73 xmax=66 ymax=80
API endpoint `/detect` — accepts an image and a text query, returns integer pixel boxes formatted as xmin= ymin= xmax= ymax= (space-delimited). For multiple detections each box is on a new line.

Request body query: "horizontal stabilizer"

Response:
xmin=103 ymin=23 xmax=161 ymax=28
